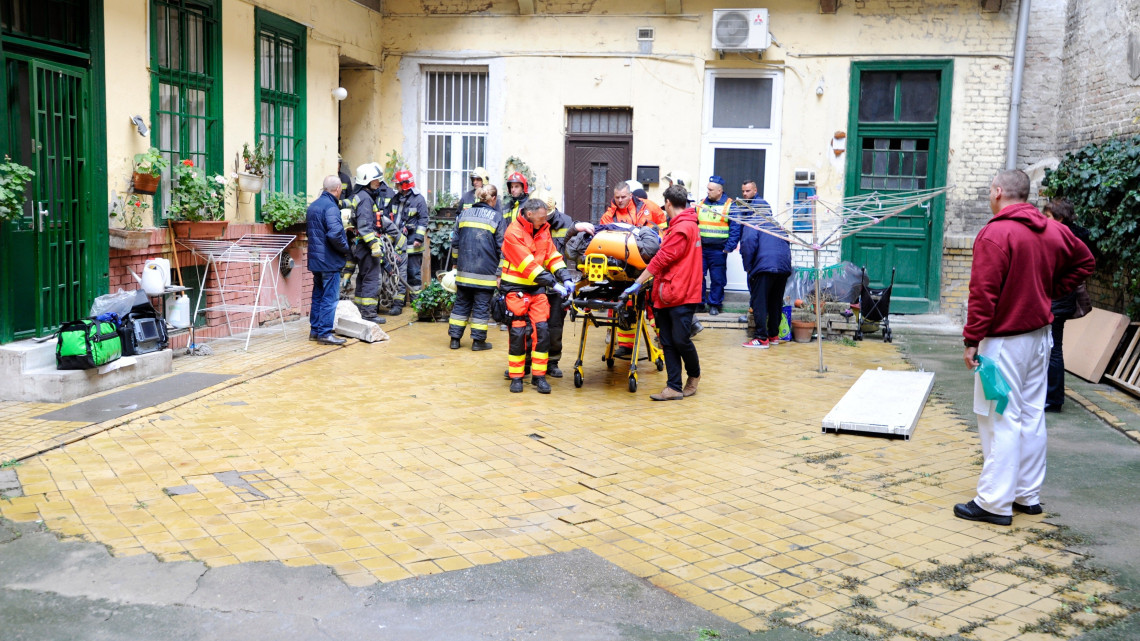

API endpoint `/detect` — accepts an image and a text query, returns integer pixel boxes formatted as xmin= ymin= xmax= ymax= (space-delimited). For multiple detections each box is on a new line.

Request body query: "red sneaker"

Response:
xmin=742 ymin=338 xmax=770 ymax=349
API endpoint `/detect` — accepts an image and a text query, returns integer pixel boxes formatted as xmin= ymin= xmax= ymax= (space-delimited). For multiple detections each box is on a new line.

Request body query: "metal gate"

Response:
xmin=3 ymin=55 xmax=90 ymax=338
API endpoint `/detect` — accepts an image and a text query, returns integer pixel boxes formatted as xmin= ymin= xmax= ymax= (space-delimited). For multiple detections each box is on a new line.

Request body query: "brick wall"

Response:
xmin=108 ymin=224 xmax=313 ymax=349
xmin=1016 ymin=0 xmax=1068 ymax=168
xmin=940 ymin=234 xmax=974 ymax=322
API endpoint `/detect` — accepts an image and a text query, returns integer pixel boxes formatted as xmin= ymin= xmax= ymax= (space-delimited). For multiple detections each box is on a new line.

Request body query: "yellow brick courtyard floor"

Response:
xmin=0 ymin=319 xmax=1130 ymax=639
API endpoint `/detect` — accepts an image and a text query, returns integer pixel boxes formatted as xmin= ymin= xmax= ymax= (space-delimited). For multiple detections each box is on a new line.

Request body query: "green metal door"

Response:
xmin=842 ymin=61 xmax=952 ymax=314
xmin=3 ymin=55 xmax=90 ymax=338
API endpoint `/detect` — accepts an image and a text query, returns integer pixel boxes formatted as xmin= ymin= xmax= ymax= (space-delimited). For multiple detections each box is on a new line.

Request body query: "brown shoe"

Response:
xmin=682 ymin=376 xmax=700 ymax=397
xmin=650 ymin=387 xmax=685 ymax=401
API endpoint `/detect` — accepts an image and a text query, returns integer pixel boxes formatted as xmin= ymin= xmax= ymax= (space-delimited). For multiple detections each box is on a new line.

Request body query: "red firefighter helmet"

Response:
xmin=394 ymin=169 xmax=415 ymax=190
xmin=506 ymin=171 xmax=528 ymax=193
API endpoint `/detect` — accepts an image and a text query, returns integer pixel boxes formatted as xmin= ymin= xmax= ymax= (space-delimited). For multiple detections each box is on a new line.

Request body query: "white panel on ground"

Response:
xmin=822 ymin=369 xmax=935 ymax=440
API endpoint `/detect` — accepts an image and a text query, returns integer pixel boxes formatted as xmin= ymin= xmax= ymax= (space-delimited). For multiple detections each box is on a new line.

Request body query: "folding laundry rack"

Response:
xmin=179 ymin=234 xmax=296 ymax=350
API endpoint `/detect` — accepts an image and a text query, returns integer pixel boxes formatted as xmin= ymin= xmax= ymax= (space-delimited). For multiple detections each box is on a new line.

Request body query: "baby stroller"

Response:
xmin=853 ymin=266 xmax=895 ymax=343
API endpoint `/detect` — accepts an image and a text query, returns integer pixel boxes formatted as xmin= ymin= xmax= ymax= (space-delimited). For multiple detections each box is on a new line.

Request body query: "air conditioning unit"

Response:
xmin=711 ymin=9 xmax=771 ymax=52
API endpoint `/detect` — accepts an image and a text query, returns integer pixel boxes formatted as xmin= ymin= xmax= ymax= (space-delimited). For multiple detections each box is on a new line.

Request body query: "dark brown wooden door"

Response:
xmin=563 ymin=136 xmax=632 ymax=224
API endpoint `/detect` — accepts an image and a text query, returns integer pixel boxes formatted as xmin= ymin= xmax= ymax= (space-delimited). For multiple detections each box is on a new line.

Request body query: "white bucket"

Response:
xmin=144 ymin=258 xmax=171 ymax=288
xmin=168 ymin=295 xmax=190 ymax=328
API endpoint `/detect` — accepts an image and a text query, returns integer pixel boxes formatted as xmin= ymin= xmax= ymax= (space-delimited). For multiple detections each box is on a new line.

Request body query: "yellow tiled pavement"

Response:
xmin=1 ymin=321 xmax=1129 ymax=639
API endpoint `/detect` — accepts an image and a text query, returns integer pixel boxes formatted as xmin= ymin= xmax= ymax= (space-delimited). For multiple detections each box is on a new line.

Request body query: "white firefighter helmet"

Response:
xmin=470 ymin=166 xmax=490 ymax=185
xmin=624 ymin=179 xmax=644 ymax=193
xmin=439 ymin=268 xmax=458 ymax=294
xmin=537 ymin=188 xmax=558 ymax=213
xmin=354 ymin=163 xmax=382 ymax=186
xmin=662 ymin=170 xmax=691 ymax=189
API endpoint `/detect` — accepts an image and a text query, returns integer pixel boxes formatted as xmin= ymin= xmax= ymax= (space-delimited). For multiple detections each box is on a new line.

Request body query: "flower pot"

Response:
xmin=171 ymin=220 xmax=228 ymax=240
xmin=132 ymin=172 xmax=160 ymax=195
xmin=791 ymin=319 xmax=816 ymax=343
xmin=277 ymin=222 xmax=307 ymax=235
xmin=236 ymin=172 xmax=264 ymax=194
xmin=109 ymin=227 xmax=154 ymax=251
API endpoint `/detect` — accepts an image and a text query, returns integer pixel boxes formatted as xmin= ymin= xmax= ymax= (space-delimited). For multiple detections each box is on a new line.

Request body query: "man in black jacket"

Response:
xmin=385 ymin=170 xmax=428 ymax=315
xmin=307 ymin=176 xmax=351 ymax=345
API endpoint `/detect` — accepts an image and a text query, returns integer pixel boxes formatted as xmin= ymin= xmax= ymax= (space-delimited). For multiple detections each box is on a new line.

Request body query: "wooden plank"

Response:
xmin=822 ymin=369 xmax=935 ymax=439
xmin=1105 ymin=323 xmax=1140 ymax=398
xmin=1064 ymin=308 xmax=1131 ymax=382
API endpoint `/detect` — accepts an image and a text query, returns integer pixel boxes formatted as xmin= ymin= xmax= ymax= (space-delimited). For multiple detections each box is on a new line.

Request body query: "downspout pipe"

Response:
xmin=1005 ymin=0 xmax=1032 ymax=170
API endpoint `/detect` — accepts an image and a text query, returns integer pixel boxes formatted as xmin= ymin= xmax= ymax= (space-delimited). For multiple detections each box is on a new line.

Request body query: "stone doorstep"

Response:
xmin=0 ymin=338 xmax=173 ymax=403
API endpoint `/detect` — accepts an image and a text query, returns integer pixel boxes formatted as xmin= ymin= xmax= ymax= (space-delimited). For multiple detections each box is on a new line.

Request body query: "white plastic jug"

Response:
xmin=141 ymin=263 xmax=165 ymax=297
xmin=144 ymin=258 xmax=171 ymax=288
xmin=168 ymin=295 xmax=190 ymax=328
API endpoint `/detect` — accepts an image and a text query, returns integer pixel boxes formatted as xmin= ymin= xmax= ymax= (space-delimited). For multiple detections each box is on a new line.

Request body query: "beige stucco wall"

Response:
xmin=103 ymin=0 xmax=383 ymax=228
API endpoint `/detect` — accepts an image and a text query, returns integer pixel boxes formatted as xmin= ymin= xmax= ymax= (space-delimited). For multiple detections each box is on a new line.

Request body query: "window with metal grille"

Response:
xmin=150 ymin=0 xmax=222 ymax=219
xmin=256 ymin=10 xmax=306 ymax=201
xmin=1 ymin=0 xmax=89 ymax=51
xmin=421 ymin=68 xmax=488 ymax=203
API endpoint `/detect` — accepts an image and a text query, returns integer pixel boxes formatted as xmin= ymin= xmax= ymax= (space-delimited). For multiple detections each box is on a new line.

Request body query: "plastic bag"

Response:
xmin=783 ymin=261 xmax=864 ymax=305
xmin=975 ymin=355 xmax=1011 ymax=415
xmin=89 ymin=289 xmax=137 ymax=320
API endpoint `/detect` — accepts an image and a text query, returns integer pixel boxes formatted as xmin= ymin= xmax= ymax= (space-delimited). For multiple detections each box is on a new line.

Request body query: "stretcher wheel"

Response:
xmin=574 ymin=370 xmax=583 ymax=388
xmin=884 ymin=328 xmax=893 ymax=343
xmin=607 ymin=357 xmax=614 ymax=369
xmin=655 ymin=358 xmax=664 ymax=371
xmin=628 ymin=377 xmax=637 ymax=393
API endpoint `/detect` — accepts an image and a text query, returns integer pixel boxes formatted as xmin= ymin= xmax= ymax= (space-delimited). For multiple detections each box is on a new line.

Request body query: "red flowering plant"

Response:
xmin=169 ymin=159 xmax=231 ymax=221
xmin=109 ymin=193 xmax=150 ymax=230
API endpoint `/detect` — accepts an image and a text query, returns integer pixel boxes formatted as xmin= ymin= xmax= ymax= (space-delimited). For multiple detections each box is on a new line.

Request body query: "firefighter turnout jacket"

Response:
xmin=450 ymin=202 xmax=506 ymax=290
xmin=499 ymin=214 xmax=571 ymax=294
xmin=503 ymin=194 xmax=528 ymax=227
xmin=459 ymin=188 xmax=503 ymax=214
xmin=547 ymin=208 xmax=575 ymax=253
xmin=386 ymin=188 xmax=429 ymax=254
xmin=348 ymin=188 xmax=383 ymax=258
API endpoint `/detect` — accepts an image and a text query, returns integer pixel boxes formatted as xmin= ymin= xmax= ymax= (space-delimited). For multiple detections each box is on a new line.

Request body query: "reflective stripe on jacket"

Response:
xmin=697 ymin=198 xmax=731 ymax=241
xmin=387 ymin=189 xmax=428 ymax=253
xmin=499 ymin=214 xmax=568 ymax=293
xmin=450 ymin=202 xmax=506 ymax=290
xmin=600 ymin=198 xmax=666 ymax=230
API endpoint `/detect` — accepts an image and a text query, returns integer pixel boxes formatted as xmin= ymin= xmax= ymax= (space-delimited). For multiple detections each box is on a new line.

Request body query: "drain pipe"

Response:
xmin=1005 ymin=0 xmax=1032 ymax=170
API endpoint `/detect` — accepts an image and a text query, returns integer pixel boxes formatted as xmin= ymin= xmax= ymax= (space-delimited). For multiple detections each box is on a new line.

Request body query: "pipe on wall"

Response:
xmin=1005 ymin=0 xmax=1032 ymax=170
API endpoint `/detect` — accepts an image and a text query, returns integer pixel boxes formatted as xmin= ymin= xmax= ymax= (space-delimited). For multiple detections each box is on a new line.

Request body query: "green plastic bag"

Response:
xmin=975 ymin=355 xmax=1011 ymax=415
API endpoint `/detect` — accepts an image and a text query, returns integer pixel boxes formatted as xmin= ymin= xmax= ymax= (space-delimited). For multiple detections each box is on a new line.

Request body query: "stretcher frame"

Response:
xmin=567 ymin=253 xmax=665 ymax=393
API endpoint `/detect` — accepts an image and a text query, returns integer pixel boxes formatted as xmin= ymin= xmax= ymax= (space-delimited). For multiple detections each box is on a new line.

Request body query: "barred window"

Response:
xmin=421 ymin=68 xmax=488 ymax=203
xmin=257 ymin=10 xmax=306 ymax=199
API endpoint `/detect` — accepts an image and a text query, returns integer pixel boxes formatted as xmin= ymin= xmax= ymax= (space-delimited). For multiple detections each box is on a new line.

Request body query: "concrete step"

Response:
xmin=0 ymin=338 xmax=173 ymax=403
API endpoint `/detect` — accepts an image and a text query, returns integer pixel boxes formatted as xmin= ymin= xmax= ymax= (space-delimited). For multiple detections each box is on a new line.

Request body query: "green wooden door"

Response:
xmin=3 ymin=55 xmax=90 ymax=338
xmin=842 ymin=61 xmax=952 ymax=314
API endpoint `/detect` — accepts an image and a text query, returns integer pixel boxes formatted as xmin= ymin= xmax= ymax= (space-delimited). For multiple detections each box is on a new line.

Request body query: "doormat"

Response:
xmin=33 ymin=373 xmax=234 ymax=423
xmin=821 ymin=369 xmax=935 ymax=440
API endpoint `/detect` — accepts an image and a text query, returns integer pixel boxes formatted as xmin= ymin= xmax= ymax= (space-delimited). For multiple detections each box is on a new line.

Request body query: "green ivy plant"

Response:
xmin=426 ymin=219 xmax=453 ymax=262
xmin=383 ymin=150 xmax=408 ymax=185
xmin=0 ymin=156 xmax=34 ymax=222
xmin=133 ymin=147 xmax=168 ymax=177
xmin=260 ymin=192 xmax=307 ymax=231
xmin=241 ymin=141 xmax=275 ymax=176
xmin=432 ymin=191 xmax=458 ymax=212
xmin=410 ymin=278 xmax=455 ymax=320
xmin=1042 ymin=134 xmax=1140 ymax=317
xmin=169 ymin=159 xmax=230 ymax=222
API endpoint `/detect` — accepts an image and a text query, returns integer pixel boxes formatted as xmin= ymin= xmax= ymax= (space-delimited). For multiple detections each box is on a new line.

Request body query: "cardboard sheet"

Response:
xmin=1063 ymin=308 xmax=1131 ymax=383
xmin=822 ymin=369 xmax=935 ymax=440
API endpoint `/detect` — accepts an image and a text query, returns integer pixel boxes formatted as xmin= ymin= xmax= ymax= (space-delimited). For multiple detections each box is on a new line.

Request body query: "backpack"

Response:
xmin=56 ymin=319 xmax=122 ymax=370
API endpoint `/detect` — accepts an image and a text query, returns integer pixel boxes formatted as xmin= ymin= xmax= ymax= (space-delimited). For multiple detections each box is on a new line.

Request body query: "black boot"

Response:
xmin=449 ymin=337 xmax=461 ymax=350
xmin=472 ymin=340 xmax=492 ymax=351
xmin=510 ymin=378 xmax=524 ymax=393
xmin=532 ymin=376 xmax=551 ymax=394
xmin=547 ymin=362 xmax=563 ymax=378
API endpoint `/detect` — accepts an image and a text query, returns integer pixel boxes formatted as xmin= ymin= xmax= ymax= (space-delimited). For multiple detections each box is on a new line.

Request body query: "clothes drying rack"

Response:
xmin=179 ymin=234 xmax=296 ymax=351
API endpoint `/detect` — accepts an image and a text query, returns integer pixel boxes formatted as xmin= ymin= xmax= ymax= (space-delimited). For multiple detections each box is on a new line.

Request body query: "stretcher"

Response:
xmin=567 ymin=230 xmax=665 ymax=393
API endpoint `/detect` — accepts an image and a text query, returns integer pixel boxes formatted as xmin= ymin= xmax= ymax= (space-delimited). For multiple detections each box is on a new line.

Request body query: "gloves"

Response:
xmin=339 ymin=273 xmax=352 ymax=291
xmin=552 ymin=282 xmax=570 ymax=298
xmin=621 ymin=281 xmax=642 ymax=299
xmin=370 ymin=241 xmax=382 ymax=258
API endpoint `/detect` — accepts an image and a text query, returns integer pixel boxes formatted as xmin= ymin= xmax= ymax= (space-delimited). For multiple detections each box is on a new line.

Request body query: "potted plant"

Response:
xmin=108 ymin=193 xmax=154 ymax=250
xmin=426 ymin=218 xmax=454 ymax=273
xmin=261 ymin=191 xmax=308 ymax=233
xmin=431 ymin=191 xmax=459 ymax=220
xmin=238 ymin=141 xmax=274 ymax=193
xmin=790 ymin=296 xmax=820 ymax=343
xmin=132 ymin=148 xmax=167 ymax=195
xmin=168 ymin=159 xmax=230 ymax=239
xmin=0 ymin=156 xmax=34 ymax=223
xmin=410 ymin=278 xmax=456 ymax=322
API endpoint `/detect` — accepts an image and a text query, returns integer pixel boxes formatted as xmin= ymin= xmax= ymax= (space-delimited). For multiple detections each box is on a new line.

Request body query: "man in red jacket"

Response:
xmin=623 ymin=185 xmax=703 ymax=401
xmin=956 ymin=169 xmax=1095 ymax=526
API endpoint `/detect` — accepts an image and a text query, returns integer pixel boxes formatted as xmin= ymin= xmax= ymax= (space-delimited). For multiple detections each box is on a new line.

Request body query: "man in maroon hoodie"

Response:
xmin=623 ymin=184 xmax=704 ymax=401
xmin=956 ymin=170 xmax=1095 ymax=526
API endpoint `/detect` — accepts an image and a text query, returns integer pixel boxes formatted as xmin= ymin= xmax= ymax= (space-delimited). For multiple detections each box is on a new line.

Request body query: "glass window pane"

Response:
xmin=282 ymin=105 xmax=294 ymax=138
xmin=281 ymin=44 xmax=293 ymax=94
xmin=712 ymin=77 xmax=772 ymax=129
xmin=858 ymin=71 xmax=895 ymax=122
xmin=899 ymin=71 xmax=939 ymax=122
xmin=260 ymin=35 xmax=274 ymax=90
xmin=712 ymin=148 xmax=766 ymax=198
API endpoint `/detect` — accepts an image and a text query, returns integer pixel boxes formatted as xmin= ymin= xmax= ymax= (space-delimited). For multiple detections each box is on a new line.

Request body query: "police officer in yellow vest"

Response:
xmin=698 ymin=175 xmax=741 ymax=315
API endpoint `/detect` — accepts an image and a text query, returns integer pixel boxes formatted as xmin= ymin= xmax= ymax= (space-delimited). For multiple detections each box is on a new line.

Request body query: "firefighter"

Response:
xmin=698 ymin=175 xmax=741 ymax=316
xmin=500 ymin=198 xmax=575 ymax=394
xmin=502 ymin=172 xmax=529 ymax=226
xmin=385 ymin=169 xmax=428 ymax=315
xmin=448 ymin=184 xmax=505 ymax=351
xmin=457 ymin=167 xmax=501 ymax=214
xmin=341 ymin=163 xmax=386 ymax=321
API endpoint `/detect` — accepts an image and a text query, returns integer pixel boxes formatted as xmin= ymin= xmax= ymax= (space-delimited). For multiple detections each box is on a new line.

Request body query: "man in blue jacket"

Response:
xmin=307 ymin=175 xmax=352 ymax=345
xmin=737 ymin=179 xmax=791 ymax=348
xmin=697 ymin=175 xmax=741 ymax=315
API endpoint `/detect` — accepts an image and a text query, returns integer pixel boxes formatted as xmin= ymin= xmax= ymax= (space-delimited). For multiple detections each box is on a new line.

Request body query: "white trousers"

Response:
xmin=972 ymin=325 xmax=1051 ymax=516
